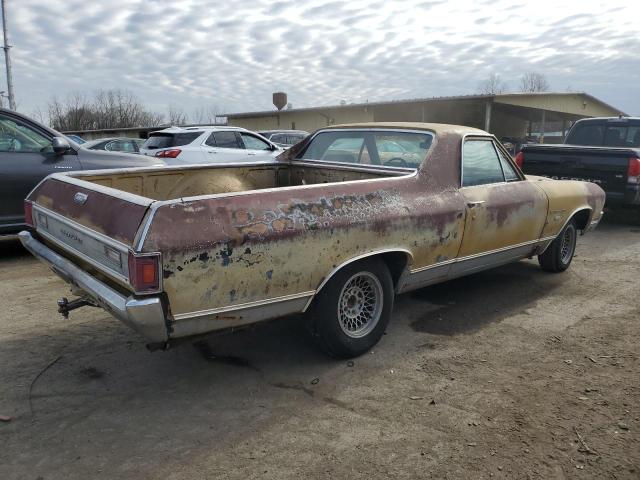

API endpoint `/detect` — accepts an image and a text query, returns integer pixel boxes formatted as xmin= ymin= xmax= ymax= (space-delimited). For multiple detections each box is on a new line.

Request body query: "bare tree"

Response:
xmin=478 ymin=73 xmax=508 ymax=95
xmin=519 ymin=72 xmax=550 ymax=93
xmin=46 ymin=89 xmax=164 ymax=131
xmin=167 ymin=105 xmax=187 ymax=126
xmin=191 ymin=105 xmax=223 ymax=124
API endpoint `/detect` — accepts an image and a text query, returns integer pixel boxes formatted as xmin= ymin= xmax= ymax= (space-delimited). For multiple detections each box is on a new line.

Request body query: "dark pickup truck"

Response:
xmin=516 ymin=117 xmax=640 ymax=206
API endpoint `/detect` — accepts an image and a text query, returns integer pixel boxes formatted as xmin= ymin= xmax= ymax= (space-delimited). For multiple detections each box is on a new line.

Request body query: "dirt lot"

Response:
xmin=0 ymin=218 xmax=638 ymax=479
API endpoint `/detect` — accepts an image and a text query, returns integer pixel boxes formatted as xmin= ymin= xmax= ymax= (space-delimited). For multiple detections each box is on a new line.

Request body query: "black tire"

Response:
xmin=538 ymin=218 xmax=578 ymax=272
xmin=307 ymin=258 xmax=394 ymax=358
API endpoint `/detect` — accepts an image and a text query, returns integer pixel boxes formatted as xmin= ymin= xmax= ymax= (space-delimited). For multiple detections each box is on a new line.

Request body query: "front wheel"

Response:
xmin=307 ymin=258 xmax=394 ymax=358
xmin=538 ymin=219 xmax=577 ymax=272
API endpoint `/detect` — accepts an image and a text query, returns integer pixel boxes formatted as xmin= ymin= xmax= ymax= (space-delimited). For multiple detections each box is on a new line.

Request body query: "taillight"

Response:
xmin=515 ymin=151 xmax=524 ymax=168
xmin=128 ymin=252 xmax=161 ymax=293
xmin=628 ymin=156 xmax=640 ymax=184
xmin=24 ymin=200 xmax=34 ymax=227
xmin=155 ymin=149 xmax=181 ymax=158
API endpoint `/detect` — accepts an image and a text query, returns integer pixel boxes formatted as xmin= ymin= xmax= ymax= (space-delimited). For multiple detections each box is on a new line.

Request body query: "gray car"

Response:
xmin=0 ymin=108 xmax=165 ymax=236
xmin=83 ymin=137 xmax=145 ymax=153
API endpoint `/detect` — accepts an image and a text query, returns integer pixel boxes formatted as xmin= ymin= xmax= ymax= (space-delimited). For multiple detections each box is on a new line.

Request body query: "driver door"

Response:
xmin=0 ymin=112 xmax=80 ymax=231
xmin=451 ymin=137 xmax=547 ymax=275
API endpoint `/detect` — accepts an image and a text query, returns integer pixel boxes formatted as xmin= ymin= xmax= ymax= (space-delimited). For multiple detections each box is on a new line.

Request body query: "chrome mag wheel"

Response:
xmin=337 ymin=271 xmax=383 ymax=338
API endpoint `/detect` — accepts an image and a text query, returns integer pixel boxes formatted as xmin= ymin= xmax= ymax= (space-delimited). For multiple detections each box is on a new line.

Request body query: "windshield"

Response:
xmin=143 ymin=132 xmax=201 ymax=149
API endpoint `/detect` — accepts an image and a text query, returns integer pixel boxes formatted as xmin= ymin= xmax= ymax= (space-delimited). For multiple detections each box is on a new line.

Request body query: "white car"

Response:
xmin=139 ymin=126 xmax=281 ymax=165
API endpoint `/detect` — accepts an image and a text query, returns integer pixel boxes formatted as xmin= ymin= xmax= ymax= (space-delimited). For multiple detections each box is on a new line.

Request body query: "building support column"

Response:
xmin=484 ymin=101 xmax=492 ymax=132
xmin=561 ymin=118 xmax=567 ymax=141
xmin=540 ymin=110 xmax=546 ymax=143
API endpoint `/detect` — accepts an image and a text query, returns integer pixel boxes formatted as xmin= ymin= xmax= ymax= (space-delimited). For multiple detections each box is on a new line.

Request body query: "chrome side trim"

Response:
xmin=135 ymin=202 xmax=160 ymax=252
xmin=401 ymin=236 xmax=557 ymax=293
xmin=18 ymin=231 xmax=168 ymax=343
xmin=170 ymin=291 xmax=315 ymax=339
xmin=409 ymin=237 xmax=554 ymax=275
xmin=172 ymin=290 xmax=315 ymax=321
xmin=49 ymin=173 xmax=153 ymax=207
xmin=302 ymin=248 xmax=413 ymax=311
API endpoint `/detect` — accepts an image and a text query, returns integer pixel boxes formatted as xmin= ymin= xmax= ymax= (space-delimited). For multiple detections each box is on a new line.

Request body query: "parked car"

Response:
xmin=82 ymin=137 xmax=145 ymax=153
xmin=139 ymin=126 xmax=281 ymax=165
xmin=0 ymin=108 xmax=165 ymax=236
xmin=257 ymin=130 xmax=309 ymax=148
xmin=65 ymin=134 xmax=85 ymax=144
xmin=20 ymin=123 xmax=604 ymax=357
xmin=517 ymin=117 xmax=640 ymax=207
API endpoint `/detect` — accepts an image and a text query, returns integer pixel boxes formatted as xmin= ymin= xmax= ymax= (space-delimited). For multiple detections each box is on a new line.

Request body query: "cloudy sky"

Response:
xmin=6 ymin=0 xmax=640 ymax=120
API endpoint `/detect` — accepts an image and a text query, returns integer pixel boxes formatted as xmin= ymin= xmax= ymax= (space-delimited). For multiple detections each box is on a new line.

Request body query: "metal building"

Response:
xmin=226 ymin=92 xmax=626 ymax=145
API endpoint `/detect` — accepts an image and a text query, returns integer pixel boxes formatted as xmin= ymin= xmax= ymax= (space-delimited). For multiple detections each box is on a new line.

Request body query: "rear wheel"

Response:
xmin=307 ymin=258 xmax=394 ymax=358
xmin=538 ymin=219 xmax=577 ymax=272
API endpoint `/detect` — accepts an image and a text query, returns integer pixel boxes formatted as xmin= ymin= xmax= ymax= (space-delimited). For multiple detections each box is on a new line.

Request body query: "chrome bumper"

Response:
xmin=19 ymin=231 xmax=168 ymax=343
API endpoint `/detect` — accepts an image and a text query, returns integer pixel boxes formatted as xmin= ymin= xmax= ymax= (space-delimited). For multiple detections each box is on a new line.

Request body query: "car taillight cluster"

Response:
xmin=628 ymin=157 xmax=640 ymax=184
xmin=515 ymin=151 xmax=524 ymax=168
xmin=128 ymin=252 xmax=161 ymax=293
xmin=24 ymin=200 xmax=34 ymax=227
xmin=155 ymin=149 xmax=181 ymax=158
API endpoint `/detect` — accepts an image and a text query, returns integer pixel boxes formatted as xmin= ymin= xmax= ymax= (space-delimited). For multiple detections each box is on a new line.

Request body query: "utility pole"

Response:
xmin=1 ymin=0 xmax=15 ymax=110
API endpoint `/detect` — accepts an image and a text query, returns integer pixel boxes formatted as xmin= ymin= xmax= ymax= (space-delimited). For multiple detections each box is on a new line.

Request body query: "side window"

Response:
xmin=462 ymin=139 xmax=505 ymax=187
xmin=0 ymin=114 xmax=51 ymax=153
xmin=211 ymin=131 xmax=240 ymax=149
xmin=205 ymin=133 xmax=216 ymax=147
xmin=496 ymin=145 xmax=520 ymax=181
xmin=240 ymin=133 xmax=271 ymax=150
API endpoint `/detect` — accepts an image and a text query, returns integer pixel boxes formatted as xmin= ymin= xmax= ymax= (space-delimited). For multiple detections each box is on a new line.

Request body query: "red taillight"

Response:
xmin=24 ymin=200 xmax=34 ymax=227
xmin=128 ymin=253 xmax=160 ymax=293
xmin=628 ymin=156 xmax=640 ymax=184
xmin=515 ymin=151 xmax=524 ymax=168
xmin=155 ymin=149 xmax=181 ymax=158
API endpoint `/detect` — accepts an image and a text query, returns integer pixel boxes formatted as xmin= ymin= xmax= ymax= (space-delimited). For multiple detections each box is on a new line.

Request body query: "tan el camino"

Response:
xmin=20 ymin=123 xmax=605 ymax=358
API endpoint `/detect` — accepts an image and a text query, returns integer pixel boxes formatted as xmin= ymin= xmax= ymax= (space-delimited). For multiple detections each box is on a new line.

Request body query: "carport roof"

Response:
xmin=225 ymin=92 xmax=627 ymax=118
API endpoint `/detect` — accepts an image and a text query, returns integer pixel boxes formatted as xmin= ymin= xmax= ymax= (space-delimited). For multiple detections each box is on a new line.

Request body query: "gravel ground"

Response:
xmin=0 ymin=218 xmax=638 ymax=479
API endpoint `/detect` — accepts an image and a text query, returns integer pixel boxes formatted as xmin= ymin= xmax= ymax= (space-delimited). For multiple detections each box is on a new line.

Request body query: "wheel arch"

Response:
xmin=302 ymin=249 xmax=413 ymax=312
xmin=572 ymin=207 xmax=592 ymax=232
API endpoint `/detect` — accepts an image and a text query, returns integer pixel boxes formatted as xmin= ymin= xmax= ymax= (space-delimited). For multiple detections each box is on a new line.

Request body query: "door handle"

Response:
xmin=467 ymin=200 xmax=486 ymax=208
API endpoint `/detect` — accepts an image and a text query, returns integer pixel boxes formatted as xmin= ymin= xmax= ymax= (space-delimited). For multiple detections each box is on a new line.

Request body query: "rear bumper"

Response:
xmin=605 ymin=185 xmax=640 ymax=206
xmin=19 ymin=231 xmax=168 ymax=343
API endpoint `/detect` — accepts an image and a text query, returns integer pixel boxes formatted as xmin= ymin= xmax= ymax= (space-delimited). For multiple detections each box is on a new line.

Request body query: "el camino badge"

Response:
xmin=74 ymin=192 xmax=88 ymax=205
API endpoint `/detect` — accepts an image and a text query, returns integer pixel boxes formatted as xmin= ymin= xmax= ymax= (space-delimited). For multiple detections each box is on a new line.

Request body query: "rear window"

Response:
xmin=299 ymin=130 xmax=432 ymax=168
xmin=567 ymin=122 xmax=640 ymax=148
xmin=143 ymin=132 xmax=201 ymax=149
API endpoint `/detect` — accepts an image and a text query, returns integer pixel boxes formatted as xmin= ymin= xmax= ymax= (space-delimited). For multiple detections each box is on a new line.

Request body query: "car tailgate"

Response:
xmin=25 ymin=174 xmax=153 ymax=288
xmin=520 ymin=144 xmax=632 ymax=193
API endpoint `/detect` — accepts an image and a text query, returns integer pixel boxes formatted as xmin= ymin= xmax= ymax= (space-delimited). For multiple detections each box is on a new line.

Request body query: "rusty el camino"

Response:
xmin=20 ymin=123 xmax=605 ymax=358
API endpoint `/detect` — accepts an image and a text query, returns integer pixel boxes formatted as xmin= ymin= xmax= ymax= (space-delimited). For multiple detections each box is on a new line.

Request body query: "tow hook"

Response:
xmin=57 ymin=297 xmax=94 ymax=318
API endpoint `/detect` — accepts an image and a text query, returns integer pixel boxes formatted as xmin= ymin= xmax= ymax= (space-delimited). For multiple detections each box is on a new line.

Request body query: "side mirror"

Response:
xmin=52 ymin=136 xmax=71 ymax=154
